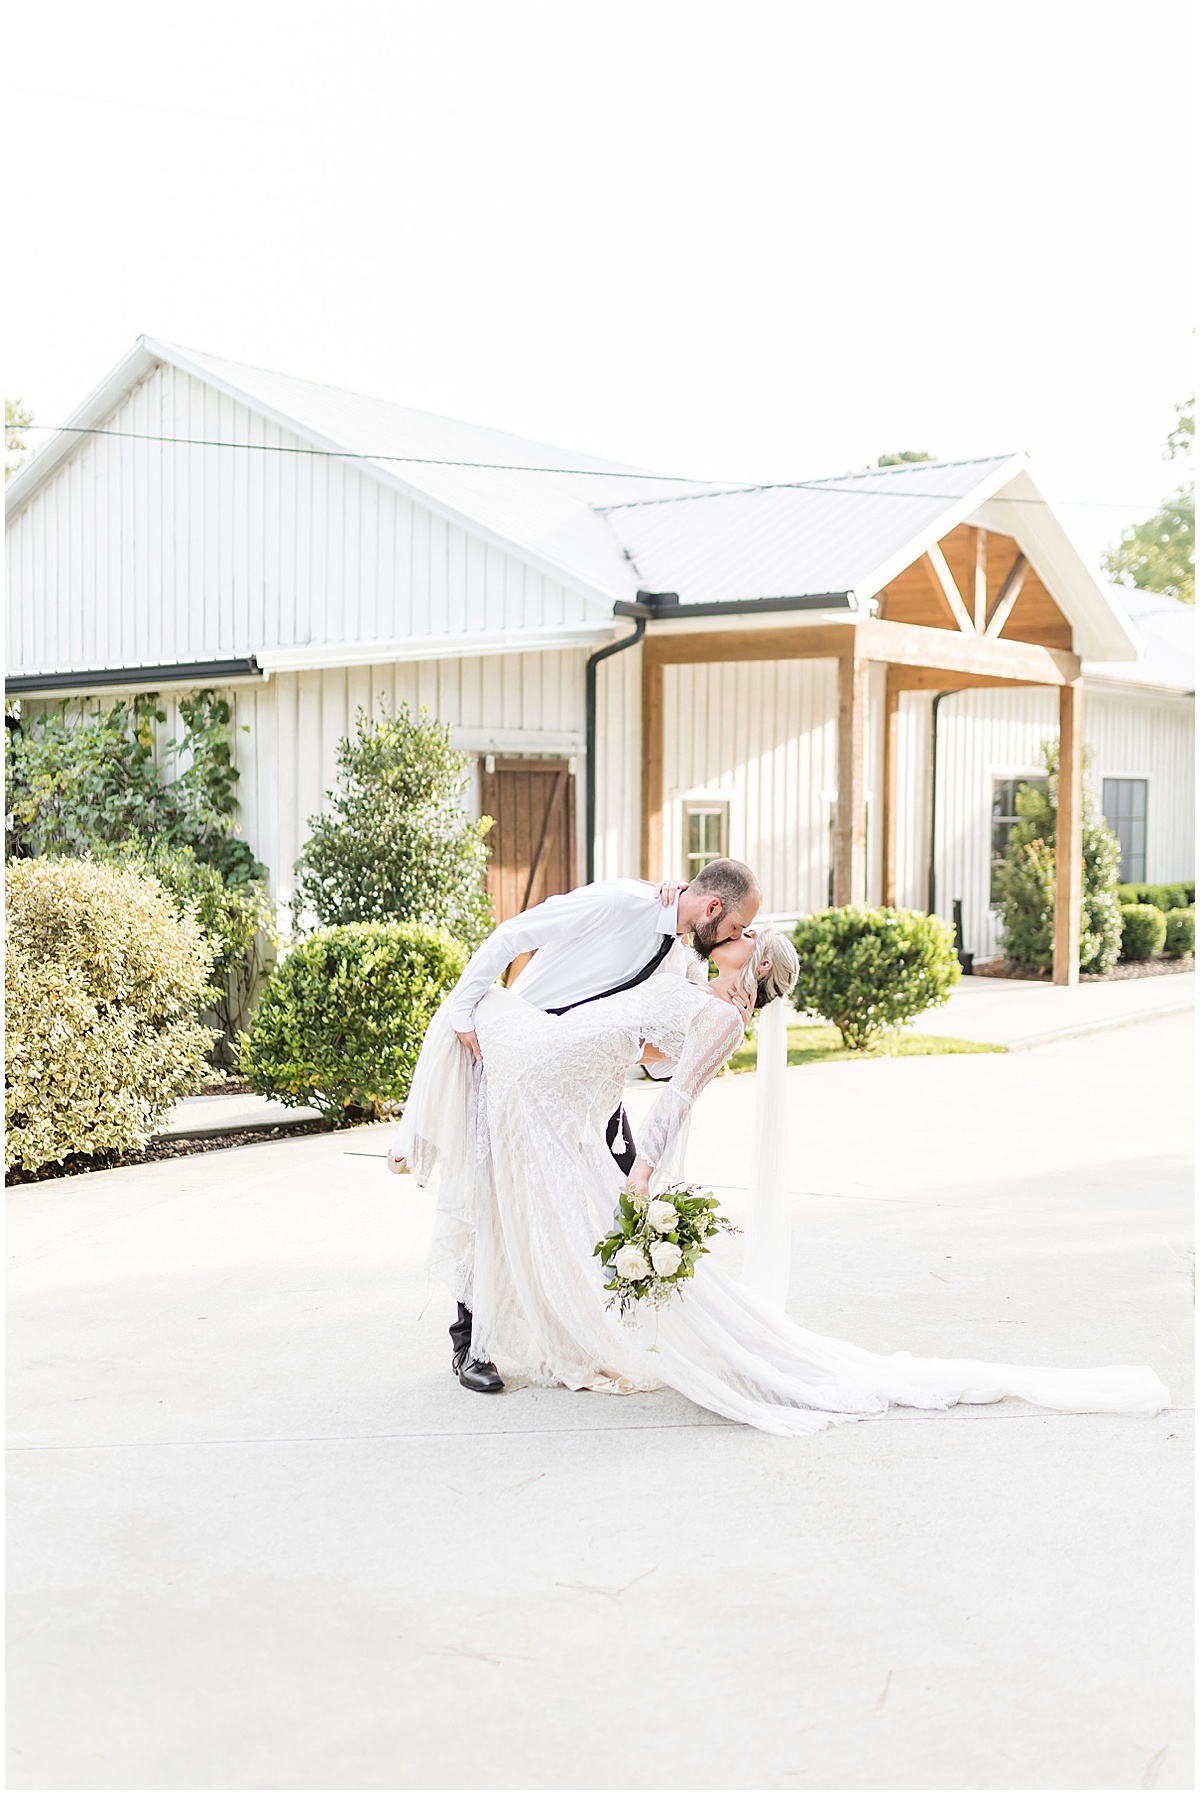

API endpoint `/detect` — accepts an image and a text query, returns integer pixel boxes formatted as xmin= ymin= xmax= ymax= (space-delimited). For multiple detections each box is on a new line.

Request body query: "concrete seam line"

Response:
xmin=1006 ymin=1000 xmax=1195 ymax=1051
xmin=9 ymin=1410 xmax=1189 ymax=1452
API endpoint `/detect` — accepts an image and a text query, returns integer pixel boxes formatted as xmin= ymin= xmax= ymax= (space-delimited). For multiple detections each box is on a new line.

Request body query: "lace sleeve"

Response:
xmin=637 ymin=999 xmax=744 ymax=1174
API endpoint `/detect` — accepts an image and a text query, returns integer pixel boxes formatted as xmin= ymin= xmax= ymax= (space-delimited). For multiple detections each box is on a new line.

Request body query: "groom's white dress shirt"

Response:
xmin=446 ymin=879 xmax=693 ymax=1032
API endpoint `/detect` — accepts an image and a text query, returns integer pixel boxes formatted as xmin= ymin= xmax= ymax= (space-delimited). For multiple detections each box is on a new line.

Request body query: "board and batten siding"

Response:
xmin=897 ymin=682 xmax=1195 ymax=963
xmin=592 ymin=641 xmax=642 ymax=882
xmin=659 ymin=658 xmax=839 ymax=917
xmin=5 ymin=360 xmax=597 ymax=676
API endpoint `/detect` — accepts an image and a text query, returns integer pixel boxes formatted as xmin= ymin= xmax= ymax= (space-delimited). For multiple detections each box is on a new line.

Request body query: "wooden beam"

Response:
xmin=1052 ymin=679 xmax=1084 ymax=986
xmin=643 ymin=624 xmax=856 ymax=667
xmin=833 ymin=654 xmax=868 ymax=905
xmin=640 ymin=655 xmax=664 ymax=879
xmin=924 ymin=543 xmax=976 ymax=635
xmin=985 ymin=551 xmax=1029 ymax=638
xmin=881 ymin=674 xmax=901 ymax=906
xmin=644 ymin=618 xmax=1080 ymax=686
xmin=883 ymin=668 xmax=1039 ymax=693
xmin=854 ymin=618 xmax=1080 ymax=685
xmin=971 ymin=528 xmax=988 ymax=633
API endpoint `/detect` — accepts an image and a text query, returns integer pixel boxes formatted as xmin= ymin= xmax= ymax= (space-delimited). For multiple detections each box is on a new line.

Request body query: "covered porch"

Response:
xmin=634 ymin=603 xmax=1086 ymax=986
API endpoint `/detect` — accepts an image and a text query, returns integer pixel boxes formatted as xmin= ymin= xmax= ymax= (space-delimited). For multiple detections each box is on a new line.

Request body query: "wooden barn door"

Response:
xmin=479 ymin=757 xmax=577 ymax=924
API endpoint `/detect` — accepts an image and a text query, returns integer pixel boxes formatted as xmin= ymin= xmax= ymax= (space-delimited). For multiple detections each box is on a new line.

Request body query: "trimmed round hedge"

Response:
xmin=1118 ymin=903 xmax=1167 ymax=963
xmin=1163 ymin=906 xmax=1195 ymax=960
xmin=238 ymin=921 xmax=466 ymax=1124
xmin=5 ymin=857 xmax=217 ymax=1173
xmin=792 ymin=905 xmax=960 ymax=1052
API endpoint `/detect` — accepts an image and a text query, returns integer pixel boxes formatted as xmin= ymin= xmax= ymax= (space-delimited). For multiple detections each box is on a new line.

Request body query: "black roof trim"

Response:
xmin=5 ymin=657 xmax=263 ymax=695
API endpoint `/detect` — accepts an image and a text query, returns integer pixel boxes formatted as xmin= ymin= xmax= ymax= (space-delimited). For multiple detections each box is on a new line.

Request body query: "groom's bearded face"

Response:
xmin=692 ymin=905 xmax=743 ymax=956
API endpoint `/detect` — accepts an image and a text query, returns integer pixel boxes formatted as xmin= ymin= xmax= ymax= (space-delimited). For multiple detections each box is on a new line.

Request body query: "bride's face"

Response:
xmin=708 ymin=929 xmax=771 ymax=1005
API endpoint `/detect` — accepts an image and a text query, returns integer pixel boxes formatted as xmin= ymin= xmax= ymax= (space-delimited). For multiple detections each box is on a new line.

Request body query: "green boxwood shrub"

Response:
xmin=238 ymin=921 xmax=466 ymax=1124
xmin=792 ymin=905 xmax=960 ymax=1052
xmin=5 ymin=858 xmax=217 ymax=1173
xmin=1119 ymin=904 xmax=1167 ymax=962
xmin=1116 ymin=882 xmax=1195 ymax=912
xmin=1163 ymin=907 xmax=1195 ymax=959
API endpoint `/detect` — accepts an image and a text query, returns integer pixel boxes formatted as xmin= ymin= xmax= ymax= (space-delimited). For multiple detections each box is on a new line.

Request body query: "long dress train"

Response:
xmin=396 ymin=975 xmax=1169 ymax=1437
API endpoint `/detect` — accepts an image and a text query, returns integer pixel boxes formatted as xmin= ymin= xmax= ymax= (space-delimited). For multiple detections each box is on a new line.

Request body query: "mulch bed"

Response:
xmin=5 ymin=1118 xmax=336 ymax=1186
xmin=973 ymin=956 xmax=1194 ymax=984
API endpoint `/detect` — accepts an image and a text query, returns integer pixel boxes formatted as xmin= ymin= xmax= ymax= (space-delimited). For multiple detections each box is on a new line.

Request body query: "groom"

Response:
xmin=439 ymin=859 xmax=762 ymax=1392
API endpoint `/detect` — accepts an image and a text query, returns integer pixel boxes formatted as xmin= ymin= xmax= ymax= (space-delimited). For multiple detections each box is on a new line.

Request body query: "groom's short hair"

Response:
xmin=689 ymin=858 xmax=761 ymax=916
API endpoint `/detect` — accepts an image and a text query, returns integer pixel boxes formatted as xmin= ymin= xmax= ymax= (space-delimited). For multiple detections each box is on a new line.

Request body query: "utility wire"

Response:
xmin=13 ymin=421 xmax=1194 ymax=512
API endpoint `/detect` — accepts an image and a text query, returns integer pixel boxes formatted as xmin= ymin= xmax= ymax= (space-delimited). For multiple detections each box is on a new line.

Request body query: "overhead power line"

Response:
xmin=13 ymin=422 xmax=1194 ymax=512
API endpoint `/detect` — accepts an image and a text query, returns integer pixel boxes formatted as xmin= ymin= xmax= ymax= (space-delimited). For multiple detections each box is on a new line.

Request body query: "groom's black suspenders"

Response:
xmin=545 ymin=931 xmax=676 ymax=1175
xmin=544 ymin=932 xmax=675 ymax=1016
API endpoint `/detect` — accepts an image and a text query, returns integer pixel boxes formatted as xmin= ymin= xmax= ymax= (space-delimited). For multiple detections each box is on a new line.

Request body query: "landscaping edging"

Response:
xmin=975 ymin=956 xmax=1194 ymax=983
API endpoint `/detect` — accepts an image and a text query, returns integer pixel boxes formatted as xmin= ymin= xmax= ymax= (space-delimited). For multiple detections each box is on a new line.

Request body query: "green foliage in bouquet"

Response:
xmin=993 ymin=741 xmax=1123 ymax=976
xmin=791 ymin=905 xmax=960 ymax=1052
xmin=594 ymin=1184 xmax=738 ymax=1319
xmin=1163 ymin=907 xmax=1195 ymax=959
xmin=1119 ymin=903 xmax=1166 ymax=962
xmin=237 ymin=920 xmax=465 ymax=1125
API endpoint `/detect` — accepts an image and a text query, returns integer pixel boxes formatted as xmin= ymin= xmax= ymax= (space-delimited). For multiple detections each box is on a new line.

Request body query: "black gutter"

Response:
xmin=5 ymin=656 xmax=264 ymax=695
xmin=615 ymin=590 xmax=854 ymax=622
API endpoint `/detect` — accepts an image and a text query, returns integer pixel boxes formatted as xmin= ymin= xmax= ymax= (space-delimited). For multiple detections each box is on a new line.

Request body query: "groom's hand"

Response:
xmin=456 ymin=1029 xmax=483 ymax=1062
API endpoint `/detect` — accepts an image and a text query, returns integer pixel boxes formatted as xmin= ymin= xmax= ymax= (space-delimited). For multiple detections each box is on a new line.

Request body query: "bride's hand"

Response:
xmin=655 ymin=881 xmax=687 ymax=908
xmin=624 ymin=1156 xmax=652 ymax=1199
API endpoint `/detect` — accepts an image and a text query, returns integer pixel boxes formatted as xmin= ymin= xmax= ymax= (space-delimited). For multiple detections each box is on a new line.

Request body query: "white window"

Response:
xmin=683 ymin=799 xmax=729 ymax=879
xmin=1102 ymin=778 xmax=1148 ymax=882
xmin=990 ymin=774 xmax=1048 ymax=905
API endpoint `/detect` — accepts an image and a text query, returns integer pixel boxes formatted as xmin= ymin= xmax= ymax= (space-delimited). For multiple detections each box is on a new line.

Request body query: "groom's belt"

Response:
xmin=544 ymin=934 xmax=674 ymax=1015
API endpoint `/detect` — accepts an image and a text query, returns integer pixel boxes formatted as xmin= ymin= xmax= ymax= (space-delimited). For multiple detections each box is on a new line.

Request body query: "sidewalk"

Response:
xmin=160 ymin=1090 xmax=321 ymax=1138
xmin=905 ymin=968 xmax=1194 ymax=1049
xmin=7 ymin=1014 xmax=1191 ymax=1790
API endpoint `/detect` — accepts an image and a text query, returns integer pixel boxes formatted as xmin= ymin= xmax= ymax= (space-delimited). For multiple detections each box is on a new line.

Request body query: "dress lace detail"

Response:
xmin=395 ymin=974 xmax=1170 ymax=1433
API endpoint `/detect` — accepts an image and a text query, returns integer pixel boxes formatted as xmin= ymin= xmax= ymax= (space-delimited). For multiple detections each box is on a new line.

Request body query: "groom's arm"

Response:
xmin=445 ymin=884 xmax=617 ymax=1042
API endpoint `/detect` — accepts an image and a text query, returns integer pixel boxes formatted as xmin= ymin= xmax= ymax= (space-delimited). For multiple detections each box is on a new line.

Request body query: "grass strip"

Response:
xmin=727 ymin=1024 xmax=1006 ymax=1073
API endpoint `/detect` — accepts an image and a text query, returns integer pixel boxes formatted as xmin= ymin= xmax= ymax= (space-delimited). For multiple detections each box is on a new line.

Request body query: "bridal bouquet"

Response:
xmin=594 ymin=1184 xmax=738 ymax=1321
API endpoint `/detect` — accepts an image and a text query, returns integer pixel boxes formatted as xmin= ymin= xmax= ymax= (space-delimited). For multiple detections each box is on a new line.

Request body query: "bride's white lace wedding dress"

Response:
xmin=398 ymin=974 xmax=1169 ymax=1437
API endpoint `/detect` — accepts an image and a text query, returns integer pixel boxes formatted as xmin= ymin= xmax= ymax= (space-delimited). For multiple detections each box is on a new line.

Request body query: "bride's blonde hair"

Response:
xmin=735 ymin=928 xmax=800 ymax=1011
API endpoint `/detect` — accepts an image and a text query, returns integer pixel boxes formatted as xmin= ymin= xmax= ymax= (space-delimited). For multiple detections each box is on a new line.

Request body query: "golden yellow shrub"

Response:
xmin=5 ymin=858 xmax=218 ymax=1173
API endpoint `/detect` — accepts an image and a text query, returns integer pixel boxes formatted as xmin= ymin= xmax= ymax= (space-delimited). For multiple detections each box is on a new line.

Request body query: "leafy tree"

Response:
xmin=5 ymin=689 xmax=265 ymax=886
xmin=5 ymin=397 xmax=33 ymax=480
xmin=876 ymin=450 xmax=936 ymax=466
xmin=1104 ymin=394 xmax=1195 ymax=604
xmin=993 ymin=741 xmax=1122 ymax=975
xmin=291 ymin=701 xmax=492 ymax=946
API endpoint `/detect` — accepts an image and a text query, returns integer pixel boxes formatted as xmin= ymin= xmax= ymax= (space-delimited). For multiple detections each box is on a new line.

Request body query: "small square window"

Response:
xmin=1102 ymin=778 xmax=1148 ymax=882
xmin=684 ymin=801 xmax=728 ymax=879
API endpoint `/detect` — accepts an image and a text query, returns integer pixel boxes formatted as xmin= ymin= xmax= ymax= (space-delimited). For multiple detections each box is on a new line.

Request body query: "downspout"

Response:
xmin=584 ymin=599 xmax=652 ymax=884
xmin=927 ymin=689 xmax=950 ymax=916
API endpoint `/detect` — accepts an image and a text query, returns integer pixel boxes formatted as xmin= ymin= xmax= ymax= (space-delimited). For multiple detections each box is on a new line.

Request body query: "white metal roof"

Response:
xmin=6 ymin=339 xmax=1145 ymax=662
xmin=1083 ymin=587 xmax=1194 ymax=694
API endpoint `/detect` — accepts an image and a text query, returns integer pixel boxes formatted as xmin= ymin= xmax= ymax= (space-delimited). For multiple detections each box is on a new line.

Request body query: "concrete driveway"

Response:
xmin=7 ymin=1015 xmax=1193 ymax=1790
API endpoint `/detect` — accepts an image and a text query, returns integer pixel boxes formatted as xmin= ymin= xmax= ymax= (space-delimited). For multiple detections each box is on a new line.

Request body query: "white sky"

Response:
xmin=5 ymin=0 xmax=1195 ymax=575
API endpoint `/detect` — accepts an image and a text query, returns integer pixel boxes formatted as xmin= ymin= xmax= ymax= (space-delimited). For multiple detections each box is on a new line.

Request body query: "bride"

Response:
xmin=396 ymin=928 xmax=1169 ymax=1437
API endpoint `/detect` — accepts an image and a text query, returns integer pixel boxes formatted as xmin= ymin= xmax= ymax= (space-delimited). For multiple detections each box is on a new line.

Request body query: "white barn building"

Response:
xmin=6 ymin=338 xmax=1194 ymax=974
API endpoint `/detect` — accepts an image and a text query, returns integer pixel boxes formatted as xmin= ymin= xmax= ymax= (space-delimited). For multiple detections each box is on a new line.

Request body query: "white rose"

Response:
xmin=650 ymin=1241 xmax=684 ymax=1277
xmin=613 ymin=1245 xmax=651 ymax=1281
xmin=646 ymin=1199 xmax=679 ymax=1233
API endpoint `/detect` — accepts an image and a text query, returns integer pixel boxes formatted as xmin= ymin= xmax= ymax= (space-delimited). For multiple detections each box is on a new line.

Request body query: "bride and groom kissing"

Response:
xmin=392 ymin=861 xmax=1168 ymax=1436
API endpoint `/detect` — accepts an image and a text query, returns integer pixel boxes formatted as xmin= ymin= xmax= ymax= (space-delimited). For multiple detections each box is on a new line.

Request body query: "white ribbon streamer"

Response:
xmin=739 ymin=997 xmax=792 ymax=1309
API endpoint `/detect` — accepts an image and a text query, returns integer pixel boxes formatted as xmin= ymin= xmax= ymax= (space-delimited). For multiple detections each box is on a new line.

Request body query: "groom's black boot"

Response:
xmin=450 ymin=1302 xmax=504 ymax=1393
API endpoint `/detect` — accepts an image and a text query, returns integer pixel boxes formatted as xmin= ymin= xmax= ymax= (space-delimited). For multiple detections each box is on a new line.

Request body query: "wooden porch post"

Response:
xmin=881 ymin=672 xmax=900 ymax=906
xmin=640 ymin=654 xmax=664 ymax=880
xmin=1052 ymin=678 xmax=1084 ymax=985
xmin=834 ymin=653 xmax=869 ymax=904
